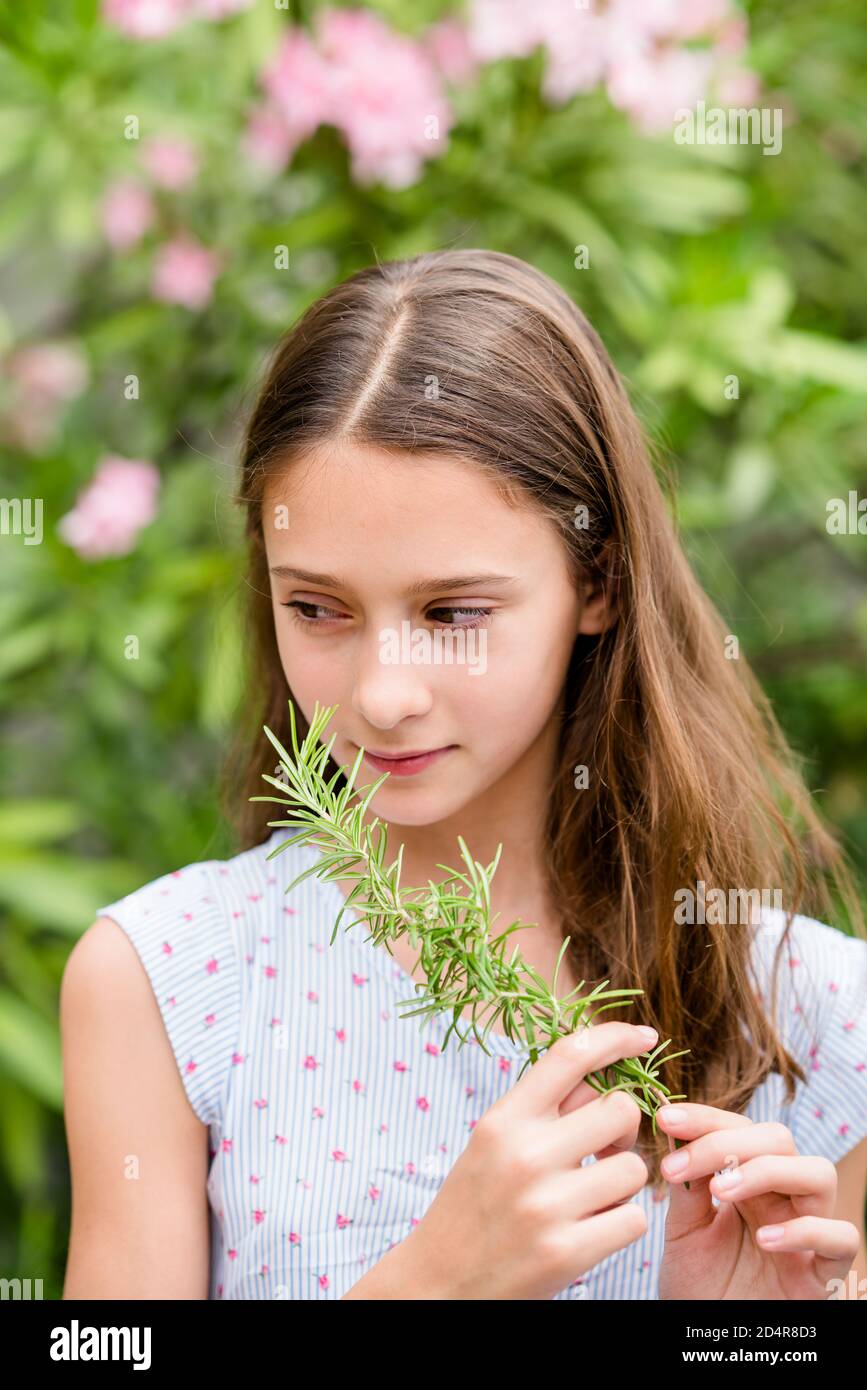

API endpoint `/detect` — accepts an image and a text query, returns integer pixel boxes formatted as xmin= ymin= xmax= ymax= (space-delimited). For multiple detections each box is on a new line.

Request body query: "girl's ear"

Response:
xmin=576 ymin=568 xmax=618 ymax=636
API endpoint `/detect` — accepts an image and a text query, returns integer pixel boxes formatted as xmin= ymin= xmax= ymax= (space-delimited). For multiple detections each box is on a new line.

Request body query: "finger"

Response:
xmin=661 ymin=1121 xmax=797 ymax=1185
xmin=510 ymin=1022 xmax=658 ymax=1120
xmin=559 ymin=1042 xmax=661 ymax=1118
xmin=560 ymin=1077 xmax=607 ymax=1116
xmin=656 ymin=1102 xmax=754 ymax=1138
xmin=656 ymin=1102 xmax=753 ymax=1192
xmin=755 ymin=1216 xmax=860 ymax=1278
xmin=555 ymin=1202 xmax=649 ymax=1273
xmin=547 ymin=1149 xmax=649 ymax=1219
xmin=710 ymin=1154 xmax=838 ymax=1220
xmin=549 ymin=1087 xmax=644 ymax=1165
xmin=662 ymin=1113 xmax=780 ymax=1230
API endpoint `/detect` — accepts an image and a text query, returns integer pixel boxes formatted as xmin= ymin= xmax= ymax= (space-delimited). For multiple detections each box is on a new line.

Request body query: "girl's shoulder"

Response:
xmin=750 ymin=905 xmax=867 ymax=1165
xmin=93 ymin=827 xmax=310 ymax=1129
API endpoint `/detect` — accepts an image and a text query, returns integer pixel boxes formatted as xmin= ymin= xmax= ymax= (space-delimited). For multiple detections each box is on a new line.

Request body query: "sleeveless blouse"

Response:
xmin=96 ymin=826 xmax=867 ymax=1300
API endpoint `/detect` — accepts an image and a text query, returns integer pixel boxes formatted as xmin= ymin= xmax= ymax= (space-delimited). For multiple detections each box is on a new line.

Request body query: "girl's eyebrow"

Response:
xmin=268 ymin=566 xmax=520 ymax=596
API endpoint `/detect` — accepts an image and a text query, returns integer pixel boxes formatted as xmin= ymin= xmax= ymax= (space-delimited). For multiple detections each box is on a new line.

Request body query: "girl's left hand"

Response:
xmin=655 ymin=1103 xmax=860 ymax=1300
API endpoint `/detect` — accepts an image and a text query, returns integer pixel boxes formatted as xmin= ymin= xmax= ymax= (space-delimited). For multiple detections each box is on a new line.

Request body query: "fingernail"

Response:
xmin=759 ymin=1225 xmax=784 ymax=1244
xmin=714 ymin=1168 xmax=742 ymax=1190
xmin=637 ymin=1027 xmax=658 ymax=1043
xmin=662 ymin=1151 xmax=688 ymax=1177
xmin=658 ymin=1105 xmax=686 ymax=1125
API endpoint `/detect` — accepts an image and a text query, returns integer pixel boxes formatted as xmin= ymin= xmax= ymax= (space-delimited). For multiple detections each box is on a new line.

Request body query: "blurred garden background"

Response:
xmin=0 ymin=0 xmax=865 ymax=1296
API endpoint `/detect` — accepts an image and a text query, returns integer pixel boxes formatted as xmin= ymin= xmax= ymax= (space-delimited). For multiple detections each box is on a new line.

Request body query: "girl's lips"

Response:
xmin=357 ymin=745 xmax=455 ymax=777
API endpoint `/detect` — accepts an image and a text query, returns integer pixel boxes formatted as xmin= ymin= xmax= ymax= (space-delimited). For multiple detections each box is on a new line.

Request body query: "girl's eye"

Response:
xmin=426 ymin=606 xmax=492 ymax=629
xmin=281 ymin=601 xmax=493 ymax=630
xmin=281 ymin=600 xmax=347 ymax=627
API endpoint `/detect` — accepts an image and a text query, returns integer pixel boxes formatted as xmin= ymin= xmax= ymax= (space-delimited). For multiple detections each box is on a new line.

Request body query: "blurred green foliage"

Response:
xmin=0 ymin=0 xmax=865 ymax=1296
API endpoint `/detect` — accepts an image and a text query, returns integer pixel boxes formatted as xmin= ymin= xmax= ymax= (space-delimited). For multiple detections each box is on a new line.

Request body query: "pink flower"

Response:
xmin=464 ymin=0 xmax=733 ymax=129
xmin=101 ymin=0 xmax=250 ymax=38
xmin=603 ymin=0 xmax=731 ymax=43
xmin=606 ymin=0 xmax=683 ymax=40
xmin=318 ymin=9 xmax=452 ymax=188
xmin=260 ymin=30 xmax=334 ymax=155
xmin=57 ymin=455 xmax=160 ymax=559
xmin=259 ymin=11 xmax=453 ymax=191
xmin=607 ymin=43 xmax=716 ymax=134
xmin=101 ymin=0 xmax=194 ymax=40
xmin=540 ymin=8 xmax=609 ymax=104
xmin=664 ymin=0 xmax=732 ymax=41
xmin=4 ymin=341 xmax=88 ymax=408
xmin=716 ymin=65 xmax=761 ymax=106
xmin=426 ymin=18 xmax=479 ymax=85
xmin=140 ymin=135 xmax=200 ymax=189
xmin=242 ymin=103 xmax=297 ymax=174
xmin=150 ymin=234 xmax=222 ymax=309
xmin=717 ymin=14 xmax=749 ymax=55
xmin=196 ymin=0 xmax=252 ymax=18
xmin=100 ymin=177 xmax=155 ymax=250
xmin=466 ymin=0 xmax=545 ymax=63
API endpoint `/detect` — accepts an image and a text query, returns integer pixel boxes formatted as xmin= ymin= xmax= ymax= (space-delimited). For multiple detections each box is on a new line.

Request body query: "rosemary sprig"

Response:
xmin=250 ymin=699 xmax=692 ymax=1157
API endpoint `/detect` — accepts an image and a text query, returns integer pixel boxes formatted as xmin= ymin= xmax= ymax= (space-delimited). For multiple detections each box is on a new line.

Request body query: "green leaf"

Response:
xmin=0 ymin=989 xmax=62 ymax=1108
xmin=0 ymin=801 xmax=79 ymax=846
xmin=0 ymin=852 xmax=140 ymax=934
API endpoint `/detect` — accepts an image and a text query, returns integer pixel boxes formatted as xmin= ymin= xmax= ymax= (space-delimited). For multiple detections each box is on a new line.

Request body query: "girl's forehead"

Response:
xmin=261 ymin=443 xmax=536 ymax=526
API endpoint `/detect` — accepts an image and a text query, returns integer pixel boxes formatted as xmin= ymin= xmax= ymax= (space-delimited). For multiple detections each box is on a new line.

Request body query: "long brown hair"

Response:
xmin=220 ymin=248 xmax=866 ymax=1186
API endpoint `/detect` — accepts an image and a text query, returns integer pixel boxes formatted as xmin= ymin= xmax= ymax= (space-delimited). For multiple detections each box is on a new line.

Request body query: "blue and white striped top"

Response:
xmin=96 ymin=826 xmax=867 ymax=1300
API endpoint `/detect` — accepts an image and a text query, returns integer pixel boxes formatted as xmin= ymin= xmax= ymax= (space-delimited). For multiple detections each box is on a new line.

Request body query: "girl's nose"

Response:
xmin=350 ymin=629 xmax=434 ymax=728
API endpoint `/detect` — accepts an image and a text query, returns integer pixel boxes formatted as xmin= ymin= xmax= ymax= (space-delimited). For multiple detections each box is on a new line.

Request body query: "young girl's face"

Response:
xmin=263 ymin=441 xmax=608 ymax=828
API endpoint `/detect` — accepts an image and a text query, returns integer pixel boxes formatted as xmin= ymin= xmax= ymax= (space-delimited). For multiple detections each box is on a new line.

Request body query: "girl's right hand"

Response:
xmin=400 ymin=1021 xmax=657 ymax=1299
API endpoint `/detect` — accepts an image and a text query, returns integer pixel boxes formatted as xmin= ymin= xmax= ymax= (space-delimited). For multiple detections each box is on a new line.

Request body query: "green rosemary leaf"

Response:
xmin=250 ymin=697 xmax=691 ymax=1130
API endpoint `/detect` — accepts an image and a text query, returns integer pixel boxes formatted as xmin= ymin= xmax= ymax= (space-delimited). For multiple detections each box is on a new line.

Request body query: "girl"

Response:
xmin=62 ymin=248 xmax=867 ymax=1301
